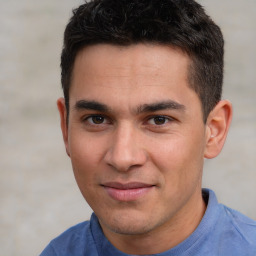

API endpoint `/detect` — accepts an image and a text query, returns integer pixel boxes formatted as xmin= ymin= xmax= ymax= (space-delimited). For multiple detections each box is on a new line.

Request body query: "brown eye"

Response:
xmin=88 ymin=116 xmax=105 ymax=124
xmin=148 ymin=116 xmax=168 ymax=125
xmin=154 ymin=116 xmax=167 ymax=125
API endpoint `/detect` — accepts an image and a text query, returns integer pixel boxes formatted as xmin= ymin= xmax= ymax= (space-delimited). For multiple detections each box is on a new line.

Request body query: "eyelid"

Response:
xmin=83 ymin=114 xmax=112 ymax=125
xmin=146 ymin=115 xmax=175 ymax=125
xmin=81 ymin=114 xmax=176 ymax=127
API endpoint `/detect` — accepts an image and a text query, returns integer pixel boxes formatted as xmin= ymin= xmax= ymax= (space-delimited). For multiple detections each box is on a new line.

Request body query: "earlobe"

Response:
xmin=204 ymin=100 xmax=233 ymax=159
xmin=57 ymin=98 xmax=70 ymax=157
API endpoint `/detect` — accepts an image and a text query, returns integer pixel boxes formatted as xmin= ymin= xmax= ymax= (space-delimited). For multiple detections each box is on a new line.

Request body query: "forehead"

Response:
xmin=70 ymin=43 xmax=200 ymax=113
xmin=72 ymin=43 xmax=190 ymax=83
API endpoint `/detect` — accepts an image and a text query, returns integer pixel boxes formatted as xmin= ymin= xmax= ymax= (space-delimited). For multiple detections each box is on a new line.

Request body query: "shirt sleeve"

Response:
xmin=39 ymin=243 xmax=57 ymax=256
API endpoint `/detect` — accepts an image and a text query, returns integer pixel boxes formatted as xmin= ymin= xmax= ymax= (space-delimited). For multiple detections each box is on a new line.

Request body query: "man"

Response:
xmin=40 ymin=0 xmax=256 ymax=255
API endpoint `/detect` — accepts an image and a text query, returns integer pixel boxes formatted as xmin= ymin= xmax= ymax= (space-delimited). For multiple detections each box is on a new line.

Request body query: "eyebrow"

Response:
xmin=74 ymin=100 xmax=110 ymax=112
xmin=73 ymin=99 xmax=186 ymax=114
xmin=136 ymin=100 xmax=186 ymax=114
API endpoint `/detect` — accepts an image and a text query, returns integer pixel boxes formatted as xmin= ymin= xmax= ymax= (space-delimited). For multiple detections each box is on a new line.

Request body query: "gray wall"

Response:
xmin=0 ymin=1 xmax=255 ymax=255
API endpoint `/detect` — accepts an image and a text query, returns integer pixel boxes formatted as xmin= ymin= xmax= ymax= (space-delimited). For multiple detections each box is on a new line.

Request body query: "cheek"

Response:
xmin=68 ymin=133 xmax=101 ymax=187
xmin=69 ymin=140 xmax=102 ymax=207
xmin=149 ymin=134 xmax=205 ymax=186
xmin=68 ymin=129 xmax=105 ymax=165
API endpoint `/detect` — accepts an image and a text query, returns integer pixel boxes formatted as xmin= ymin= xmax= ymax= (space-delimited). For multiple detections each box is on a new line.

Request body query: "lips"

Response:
xmin=102 ymin=182 xmax=155 ymax=202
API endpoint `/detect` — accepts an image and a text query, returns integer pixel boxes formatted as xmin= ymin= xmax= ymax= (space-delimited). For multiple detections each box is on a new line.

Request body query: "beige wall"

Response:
xmin=0 ymin=1 xmax=255 ymax=255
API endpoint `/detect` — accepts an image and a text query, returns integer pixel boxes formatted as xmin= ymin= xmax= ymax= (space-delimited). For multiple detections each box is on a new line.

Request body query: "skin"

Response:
xmin=57 ymin=44 xmax=232 ymax=255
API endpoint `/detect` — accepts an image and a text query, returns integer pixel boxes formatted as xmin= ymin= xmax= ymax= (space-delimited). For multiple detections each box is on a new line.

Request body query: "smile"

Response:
xmin=102 ymin=182 xmax=155 ymax=202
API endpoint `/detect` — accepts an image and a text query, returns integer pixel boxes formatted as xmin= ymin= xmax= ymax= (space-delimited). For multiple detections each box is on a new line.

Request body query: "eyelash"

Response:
xmin=147 ymin=115 xmax=174 ymax=126
xmin=83 ymin=115 xmax=111 ymax=125
xmin=83 ymin=114 xmax=174 ymax=127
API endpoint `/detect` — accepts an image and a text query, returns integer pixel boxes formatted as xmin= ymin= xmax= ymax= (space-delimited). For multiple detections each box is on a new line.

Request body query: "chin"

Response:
xmin=108 ymin=222 xmax=153 ymax=236
xmin=99 ymin=212 xmax=162 ymax=236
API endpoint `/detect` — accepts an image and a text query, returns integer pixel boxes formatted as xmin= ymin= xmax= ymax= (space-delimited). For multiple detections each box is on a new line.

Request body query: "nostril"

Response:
xmin=104 ymin=147 xmax=147 ymax=172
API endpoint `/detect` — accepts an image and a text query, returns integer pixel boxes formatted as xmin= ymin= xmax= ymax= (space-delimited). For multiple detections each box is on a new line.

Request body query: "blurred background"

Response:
xmin=0 ymin=0 xmax=255 ymax=255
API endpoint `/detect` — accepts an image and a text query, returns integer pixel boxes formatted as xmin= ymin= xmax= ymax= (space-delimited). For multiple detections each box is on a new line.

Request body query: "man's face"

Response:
xmin=61 ymin=44 xmax=209 ymax=237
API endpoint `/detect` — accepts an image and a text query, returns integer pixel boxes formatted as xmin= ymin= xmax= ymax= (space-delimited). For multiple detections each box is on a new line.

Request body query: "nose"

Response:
xmin=104 ymin=123 xmax=147 ymax=172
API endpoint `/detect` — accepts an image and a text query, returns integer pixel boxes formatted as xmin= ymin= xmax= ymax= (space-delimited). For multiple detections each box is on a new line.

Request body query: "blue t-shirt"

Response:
xmin=40 ymin=189 xmax=256 ymax=255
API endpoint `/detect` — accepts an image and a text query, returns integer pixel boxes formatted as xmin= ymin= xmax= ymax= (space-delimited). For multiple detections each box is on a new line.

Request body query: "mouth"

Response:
xmin=101 ymin=182 xmax=155 ymax=202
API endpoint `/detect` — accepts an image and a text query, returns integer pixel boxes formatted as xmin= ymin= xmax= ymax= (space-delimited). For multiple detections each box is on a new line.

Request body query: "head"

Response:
xmin=61 ymin=0 xmax=224 ymax=123
xmin=58 ymin=0 xmax=232 ymax=254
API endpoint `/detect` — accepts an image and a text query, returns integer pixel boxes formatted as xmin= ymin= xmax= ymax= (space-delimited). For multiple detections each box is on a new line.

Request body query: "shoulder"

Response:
xmin=221 ymin=205 xmax=256 ymax=244
xmin=212 ymin=202 xmax=256 ymax=255
xmin=200 ymin=189 xmax=256 ymax=255
xmin=40 ymin=221 xmax=94 ymax=256
xmin=54 ymin=220 xmax=91 ymax=244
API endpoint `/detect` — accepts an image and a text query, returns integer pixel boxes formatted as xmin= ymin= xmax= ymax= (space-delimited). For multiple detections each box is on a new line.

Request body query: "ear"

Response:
xmin=57 ymin=97 xmax=70 ymax=157
xmin=204 ymin=100 xmax=233 ymax=159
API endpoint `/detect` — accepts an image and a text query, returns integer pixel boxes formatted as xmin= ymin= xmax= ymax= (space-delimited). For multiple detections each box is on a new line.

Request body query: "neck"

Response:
xmin=101 ymin=189 xmax=206 ymax=255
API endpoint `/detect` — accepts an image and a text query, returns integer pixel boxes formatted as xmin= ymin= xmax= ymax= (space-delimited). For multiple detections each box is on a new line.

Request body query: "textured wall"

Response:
xmin=0 ymin=1 xmax=255 ymax=255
